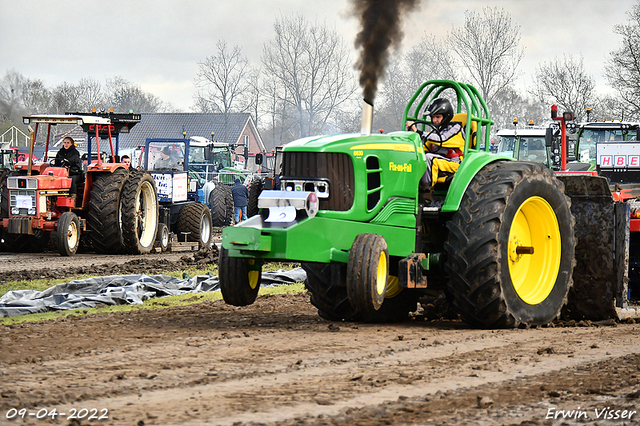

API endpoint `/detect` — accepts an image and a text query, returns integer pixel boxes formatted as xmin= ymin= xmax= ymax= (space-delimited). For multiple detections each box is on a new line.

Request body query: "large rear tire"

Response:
xmin=57 ymin=211 xmax=80 ymax=256
xmin=210 ymin=184 xmax=233 ymax=227
xmin=88 ymin=169 xmax=129 ymax=254
xmin=445 ymin=161 xmax=575 ymax=328
xmin=176 ymin=203 xmax=213 ymax=248
xmin=121 ymin=170 xmax=159 ymax=254
xmin=219 ymin=247 xmax=261 ymax=306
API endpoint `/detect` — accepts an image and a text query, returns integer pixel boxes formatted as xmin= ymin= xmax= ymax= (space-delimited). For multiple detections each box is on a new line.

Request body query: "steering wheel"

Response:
xmin=406 ymin=119 xmax=438 ymax=133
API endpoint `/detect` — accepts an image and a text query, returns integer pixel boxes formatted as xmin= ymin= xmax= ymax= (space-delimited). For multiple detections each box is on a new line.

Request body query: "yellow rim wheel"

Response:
xmin=248 ymin=259 xmax=259 ymax=290
xmin=384 ymin=275 xmax=402 ymax=299
xmin=508 ymin=196 xmax=561 ymax=305
xmin=376 ymin=251 xmax=388 ymax=296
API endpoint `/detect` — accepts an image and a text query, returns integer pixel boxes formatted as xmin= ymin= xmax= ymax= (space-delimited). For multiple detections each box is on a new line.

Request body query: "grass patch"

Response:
xmin=0 ymin=262 xmax=305 ymax=325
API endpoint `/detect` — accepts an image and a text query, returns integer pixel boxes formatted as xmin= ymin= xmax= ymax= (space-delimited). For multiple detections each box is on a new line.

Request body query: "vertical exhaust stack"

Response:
xmin=361 ymin=99 xmax=373 ymax=136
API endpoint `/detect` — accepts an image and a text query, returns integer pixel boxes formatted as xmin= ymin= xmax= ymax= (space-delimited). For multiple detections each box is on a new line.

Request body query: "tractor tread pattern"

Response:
xmin=210 ymin=185 xmax=233 ymax=227
xmin=444 ymin=161 xmax=575 ymax=328
xmin=176 ymin=203 xmax=213 ymax=247
xmin=247 ymin=177 xmax=264 ymax=218
xmin=88 ymin=169 xmax=129 ymax=254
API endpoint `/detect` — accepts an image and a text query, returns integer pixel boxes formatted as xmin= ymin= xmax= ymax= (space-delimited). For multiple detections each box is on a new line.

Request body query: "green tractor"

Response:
xmin=219 ymin=80 xmax=608 ymax=328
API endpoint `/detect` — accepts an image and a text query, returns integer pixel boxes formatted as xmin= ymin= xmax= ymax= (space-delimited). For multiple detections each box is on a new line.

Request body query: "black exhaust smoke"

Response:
xmin=352 ymin=0 xmax=420 ymax=104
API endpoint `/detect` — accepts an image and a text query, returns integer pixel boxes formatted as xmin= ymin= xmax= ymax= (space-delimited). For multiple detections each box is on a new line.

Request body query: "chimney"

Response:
xmin=361 ymin=99 xmax=373 ymax=136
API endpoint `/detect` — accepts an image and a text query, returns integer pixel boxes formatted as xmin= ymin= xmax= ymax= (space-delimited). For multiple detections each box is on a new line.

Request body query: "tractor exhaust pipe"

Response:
xmin=361 ymin=99 xmax=373 ymax=136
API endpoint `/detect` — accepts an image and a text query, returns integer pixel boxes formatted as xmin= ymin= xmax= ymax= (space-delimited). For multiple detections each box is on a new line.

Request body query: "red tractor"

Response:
xmin=0 ymin=112 xmax=159 ymax=256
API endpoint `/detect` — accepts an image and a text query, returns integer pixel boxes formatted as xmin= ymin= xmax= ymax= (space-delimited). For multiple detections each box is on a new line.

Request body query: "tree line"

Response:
xmin=2 ymin=2 xmax=640 ymax=150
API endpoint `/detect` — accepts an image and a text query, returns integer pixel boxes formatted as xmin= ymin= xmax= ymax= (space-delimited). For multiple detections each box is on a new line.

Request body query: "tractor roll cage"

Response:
xmin=402 ymin=80 xmax=493 ymax=155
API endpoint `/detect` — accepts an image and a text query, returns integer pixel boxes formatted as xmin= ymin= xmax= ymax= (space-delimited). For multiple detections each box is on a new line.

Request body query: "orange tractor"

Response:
xmin=0 ymin=112 xmax=158 ymax=256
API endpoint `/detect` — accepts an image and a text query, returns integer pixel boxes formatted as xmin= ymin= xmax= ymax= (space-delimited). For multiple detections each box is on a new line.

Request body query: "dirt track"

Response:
xmin=2 ymin=241 xmax=640 ymax=425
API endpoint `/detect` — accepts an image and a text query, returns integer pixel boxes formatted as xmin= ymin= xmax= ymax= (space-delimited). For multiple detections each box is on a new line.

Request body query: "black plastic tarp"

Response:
xmin=0 ymin=268 xmax=307 ymax=318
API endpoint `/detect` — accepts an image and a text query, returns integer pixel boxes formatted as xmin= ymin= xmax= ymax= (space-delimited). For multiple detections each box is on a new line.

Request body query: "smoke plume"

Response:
xmin=352 ymin=0 xmax=419 ymax=103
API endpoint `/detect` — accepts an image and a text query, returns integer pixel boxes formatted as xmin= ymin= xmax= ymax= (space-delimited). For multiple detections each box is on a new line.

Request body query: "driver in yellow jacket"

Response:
xmin=407 ymin=98 xmax=465 ymax=191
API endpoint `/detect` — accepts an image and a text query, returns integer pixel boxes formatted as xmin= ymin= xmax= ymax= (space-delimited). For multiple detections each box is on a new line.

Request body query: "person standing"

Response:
xmin=231 ymin=178 xmax=249 ymax=223
xmin=274 ymin=163 xmax=283 ymax=190
xmin=55 ymin=136 xmax=84 ymax=202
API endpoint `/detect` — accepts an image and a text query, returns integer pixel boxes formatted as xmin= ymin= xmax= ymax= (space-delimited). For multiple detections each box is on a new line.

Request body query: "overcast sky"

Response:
xmin=0 ymin=0 xmax=635 ymax=111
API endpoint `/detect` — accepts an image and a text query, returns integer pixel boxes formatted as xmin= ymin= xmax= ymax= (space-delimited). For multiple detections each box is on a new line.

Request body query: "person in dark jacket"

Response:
xmin=55 ymin=137 xmax=84 ymax=200
xmin=274 ymin=163 xmax=283 ymax=190
xmin=231 ymin=178 xmax=249 ymax=223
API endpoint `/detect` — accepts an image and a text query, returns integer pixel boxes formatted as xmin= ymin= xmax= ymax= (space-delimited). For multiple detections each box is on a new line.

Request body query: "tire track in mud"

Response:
xmin=3 ymin=310 xmax=638 ymax=425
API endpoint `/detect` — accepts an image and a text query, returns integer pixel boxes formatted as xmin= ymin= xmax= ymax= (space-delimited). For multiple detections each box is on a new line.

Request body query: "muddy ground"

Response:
xmin=1 ymin=233 xmax=640 ymax=425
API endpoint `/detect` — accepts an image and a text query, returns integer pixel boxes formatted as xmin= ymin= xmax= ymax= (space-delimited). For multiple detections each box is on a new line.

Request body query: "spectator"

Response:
xmin=232 ymin=178 xmax=249 ymax=223
xmin=274 ymin=164 xmax=283 ymax=190
xmin=121 ymin=155 xmax=131 ymax=166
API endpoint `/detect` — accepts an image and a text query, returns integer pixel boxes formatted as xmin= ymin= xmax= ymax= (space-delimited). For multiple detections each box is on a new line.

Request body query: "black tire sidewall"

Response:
xmin=219 ymin=247 xmax=261 ymax=306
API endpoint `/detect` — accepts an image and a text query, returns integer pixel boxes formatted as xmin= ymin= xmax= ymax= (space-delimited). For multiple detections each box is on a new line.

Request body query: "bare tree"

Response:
xmin=261 ymin=14 xmax=357 ymax=141
xmin=76 ymin=77 xmax=104 ymax=111
xmin=375 ymin=53 xmax=410 ymax=132
xmin=194 ymin=39 xmax=252 ymax=144
xmin=22 ymin=79 xmax=51 ymax=114
xmin=0 ymin=69 xmax=27 ymax=123
xmin=489 ymin=87 xmax=546 ymax=135
xmin=405 ymin=34 xmax=458 ymax=89
xmin=448 ymin=7 xmax=524 ymax=104
xmin=105 ymin=77 xmax=164 ymax=113
xmin=531 ymin=55 xmax=597 ymax=122
xmin=605 ymin=0 xmax=640 ymax=119
xmin=260 ymin=76 xmax=296 ymax=150
xmin=50 ymin=82 xmax=82 ymax=114
xmin=375 ymin=34 xmax=459 ymax=132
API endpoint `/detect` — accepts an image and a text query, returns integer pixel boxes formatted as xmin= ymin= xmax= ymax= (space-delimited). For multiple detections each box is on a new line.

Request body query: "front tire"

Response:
xmin=346 ymin=233 xmax=389 ymax=322
xmin=57 ymin=212 xmax=80 ymax=256
xmin=155 ymin=222 xmax=169 ymax=252
xmin=176 ymin=203 xmax=213 ymax=248
xmin=445 ymin=161 xmax=575 ymax=328
xmin=219 ymin=247 xmax=261 ymax=306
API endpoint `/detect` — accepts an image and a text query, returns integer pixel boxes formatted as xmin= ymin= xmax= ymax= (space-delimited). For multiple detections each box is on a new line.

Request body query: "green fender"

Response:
xmin=441 ymin=150 xmax=513 ymax=213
